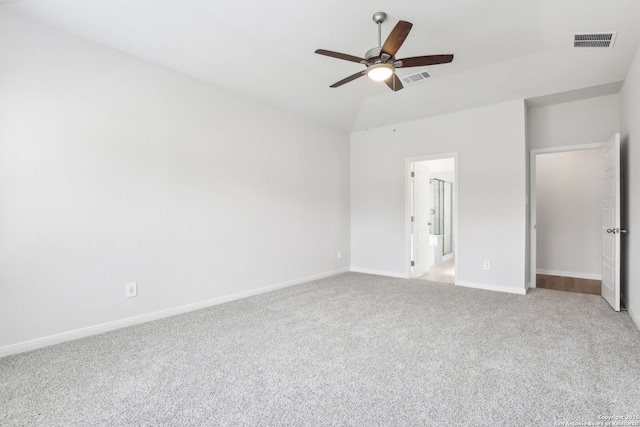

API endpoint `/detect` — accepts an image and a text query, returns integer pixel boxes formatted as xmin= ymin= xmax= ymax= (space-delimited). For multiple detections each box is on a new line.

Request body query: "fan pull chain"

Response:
xmin=364 ymin=75 xmax=369 ymax=131
xmin=393 ymin=77 xmax=397 ymax=132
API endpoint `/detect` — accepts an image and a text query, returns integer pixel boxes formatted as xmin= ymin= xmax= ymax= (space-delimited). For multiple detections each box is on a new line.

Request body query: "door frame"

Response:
xmin=405 ymin=153 xmax=459 ymax=281
xmin=529 ymin=142 xmax=603 ymax=288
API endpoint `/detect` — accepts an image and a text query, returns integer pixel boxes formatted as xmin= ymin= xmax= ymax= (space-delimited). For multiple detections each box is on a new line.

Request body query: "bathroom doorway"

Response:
xmin=408 ymin=155 xmax=457 ymax=284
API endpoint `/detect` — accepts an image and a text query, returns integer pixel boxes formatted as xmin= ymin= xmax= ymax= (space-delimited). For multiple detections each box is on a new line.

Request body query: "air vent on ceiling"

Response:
xmin=573 ymin=32 xmax=617 ymax=48
xmin=401 ymin=70 xmax=432 ymax=85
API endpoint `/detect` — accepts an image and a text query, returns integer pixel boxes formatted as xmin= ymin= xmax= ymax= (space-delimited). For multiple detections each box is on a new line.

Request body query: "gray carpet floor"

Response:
xmin=2 ymin=273 xmax=640 ymax=426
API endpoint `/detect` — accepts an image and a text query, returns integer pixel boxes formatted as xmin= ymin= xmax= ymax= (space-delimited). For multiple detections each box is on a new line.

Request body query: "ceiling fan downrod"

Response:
xmin=365 ymin=12 xmax=388 ymax=63
xmin=372 ymin=12 xmax=387 ymax=47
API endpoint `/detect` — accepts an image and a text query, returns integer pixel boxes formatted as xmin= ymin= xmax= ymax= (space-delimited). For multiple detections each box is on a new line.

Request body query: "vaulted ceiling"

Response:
xmin=4 ymin=0 xmax=640 ymax=131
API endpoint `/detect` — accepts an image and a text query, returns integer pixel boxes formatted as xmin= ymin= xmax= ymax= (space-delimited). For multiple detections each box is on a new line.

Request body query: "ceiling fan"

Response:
xmin=315 ymin=12 xmax=454 ymax=91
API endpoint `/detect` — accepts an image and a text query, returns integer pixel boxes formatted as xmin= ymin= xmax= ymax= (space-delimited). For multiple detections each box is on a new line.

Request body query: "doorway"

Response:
xmin=407 ymin=154 xmax=458 ymax=283
xmin=530 ymin=143 xmax=603 ymax=295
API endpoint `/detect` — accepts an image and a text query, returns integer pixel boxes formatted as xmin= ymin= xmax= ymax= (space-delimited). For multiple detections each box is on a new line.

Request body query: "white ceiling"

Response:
xmin=4 ymin=0 xmax=640 ymax=131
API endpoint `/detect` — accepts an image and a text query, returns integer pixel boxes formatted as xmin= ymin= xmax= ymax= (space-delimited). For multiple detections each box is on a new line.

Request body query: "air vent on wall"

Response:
xmin=573 ymin=32 xmax=617 ymax=48
xmin=401 ymin=70 xmax=432 ymax=85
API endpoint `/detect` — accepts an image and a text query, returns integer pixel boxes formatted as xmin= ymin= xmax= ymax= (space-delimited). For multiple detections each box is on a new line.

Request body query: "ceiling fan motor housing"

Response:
xmin=364 ymin=47 xmax=382 ymax=62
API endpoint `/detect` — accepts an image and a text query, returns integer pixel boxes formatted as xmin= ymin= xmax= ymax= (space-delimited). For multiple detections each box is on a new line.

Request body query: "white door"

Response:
xmin=412 ymin=163 xmax=430 ymax=277
xmin=601 ymin=133 xmax=622 ymax=311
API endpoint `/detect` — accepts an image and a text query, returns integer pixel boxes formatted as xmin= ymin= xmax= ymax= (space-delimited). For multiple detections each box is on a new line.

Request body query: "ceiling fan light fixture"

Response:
xmin=367 ymin=63 xmax=394 ymax=81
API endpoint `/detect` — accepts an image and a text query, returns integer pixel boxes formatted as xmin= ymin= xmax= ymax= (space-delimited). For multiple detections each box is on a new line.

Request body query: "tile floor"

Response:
xmin=418 ymin=259 xmax=455 ymax=284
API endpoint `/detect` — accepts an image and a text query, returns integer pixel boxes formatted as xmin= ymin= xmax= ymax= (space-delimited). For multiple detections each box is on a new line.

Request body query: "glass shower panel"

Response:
xmin=429 ymin=180 xmax=441 ymax=235
xmin=430 ymin=179 xmax=453 ymax=257
xmin=443 ymin=182 xmax=452 ymax=255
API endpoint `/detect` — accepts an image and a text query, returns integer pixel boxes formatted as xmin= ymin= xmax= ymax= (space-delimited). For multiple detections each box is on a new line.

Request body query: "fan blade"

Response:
xmin=315 ymin=49 xmax=365 ymax=64
xmin=396 ymin=54 xmax=454 ymax=68
xmin=384 ymin=74 xmax=404 ymax=91
xmin=381 ymin=20 xmax=413 ymax=57
xmin=330 ymin=71 xmax=366 ymax=88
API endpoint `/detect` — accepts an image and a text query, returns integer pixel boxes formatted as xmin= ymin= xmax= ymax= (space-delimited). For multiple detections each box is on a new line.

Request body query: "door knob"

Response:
xmin=607 ymin=228 xmax=628 ymax=234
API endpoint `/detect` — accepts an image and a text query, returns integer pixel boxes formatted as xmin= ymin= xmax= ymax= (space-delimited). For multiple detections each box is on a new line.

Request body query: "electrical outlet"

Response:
xmin=483 ymin=261 xmax=491 ymax=271
xmin=126 ymin=282 xmax=137 ymax=298
xmin=337 ymin=250 xmax=342 ymax=259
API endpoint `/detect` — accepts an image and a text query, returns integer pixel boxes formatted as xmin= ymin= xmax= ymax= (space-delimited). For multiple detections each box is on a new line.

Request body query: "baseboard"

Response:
xmin=0 ymin=268 xmax=349 ymax=358
xmin=628 ymin=306 xmax=640 ymax=332
xmin=349 ymin=267 xmax=408 ymax=279
xmin=456 ymin=281 xmax=527 ymax=295
xmin=536 ymin=269 xmax=601 ymax=281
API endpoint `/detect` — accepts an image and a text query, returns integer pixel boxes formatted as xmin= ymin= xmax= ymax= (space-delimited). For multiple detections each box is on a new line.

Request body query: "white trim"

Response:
xmin=405 ymin=153 xmax=459 ymax=283
xmin=0 ymin=268 xmax=349 ymax=358
xmin=536 ymin=269 xmax=602 ymax=281
xmin=628 ymin=306 xmax=640 ymax=332
xmin=457 ymin=281 xmax=527 ymax=295
xmin=529 ymin=142 xmax=605 ymax=288
xmin=530 ymin=142 xmax=604 ymax=155
xmin=350 ymin=267 xmax=408 ymax=279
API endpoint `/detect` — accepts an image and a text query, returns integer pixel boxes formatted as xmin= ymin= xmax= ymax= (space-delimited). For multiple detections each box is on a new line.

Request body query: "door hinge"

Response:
xmin=411 ymin=261 xmax=415 ymax=267
xmin=411 ymin=216 xmax=415 ymax=222
xmin=411 ymin=171 xmax=415 ymax=178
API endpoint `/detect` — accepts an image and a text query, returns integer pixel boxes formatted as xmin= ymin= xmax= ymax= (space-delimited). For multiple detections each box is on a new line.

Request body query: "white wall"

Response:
xmin=535 ymin=150 xmax=602 ymax=279
xmin=0 ymin=12 xmax=350 ymax=350
xmin=527 ymin=94 xmax=620 ymax=150
xmin=620 ymin=44 xmax=640 ymax=328
xmin=351 ymin=100 xmax=527 ymax=294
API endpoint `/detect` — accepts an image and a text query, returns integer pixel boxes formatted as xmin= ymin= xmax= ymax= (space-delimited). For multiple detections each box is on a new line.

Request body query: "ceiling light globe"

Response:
xmin=367 ymin=63 xmax=394 ymax=81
